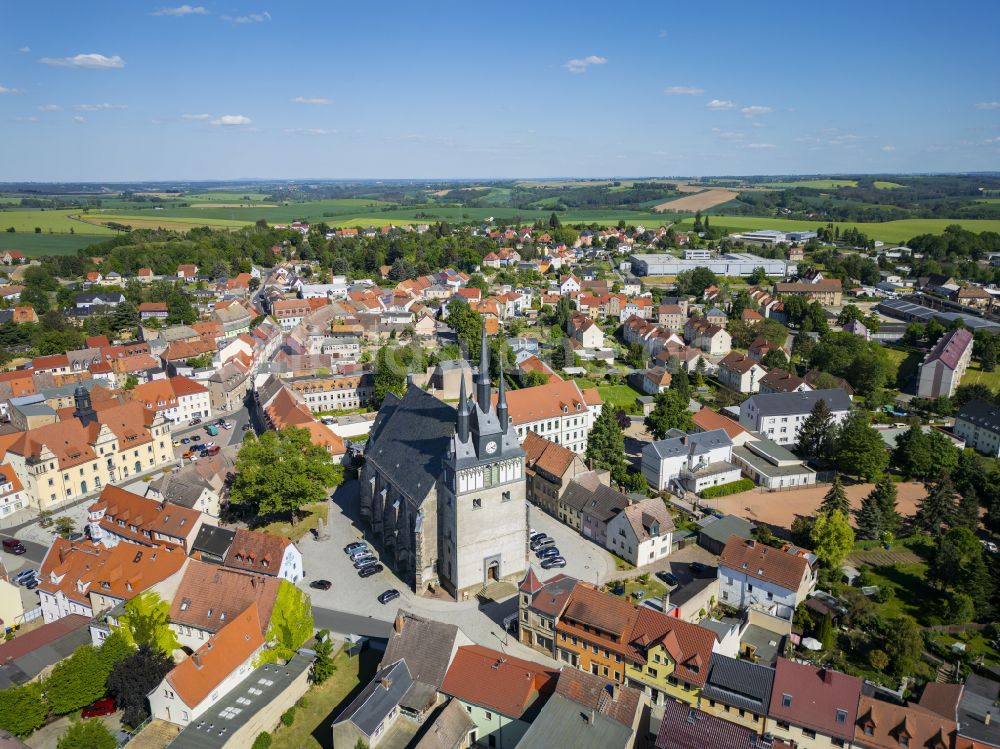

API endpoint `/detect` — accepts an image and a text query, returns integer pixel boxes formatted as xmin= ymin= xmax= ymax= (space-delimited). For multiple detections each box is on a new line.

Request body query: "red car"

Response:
xmin=81 ymin=697 xmax=115 ymax=718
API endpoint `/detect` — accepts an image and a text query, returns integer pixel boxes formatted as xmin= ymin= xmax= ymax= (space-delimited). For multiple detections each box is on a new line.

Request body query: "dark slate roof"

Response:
xmin=701 ymin=654 xmax=775 ymax=715
xmin=190 ymin=525 xmax=236 ymax=559
xmin=365 ymin=384 xmax=456 ymax=506
xmin=561 ymin=478 xmax=629 ymax=521
xmin=655 ymin=700 xmax=763 ymax=749
xmin=957 ymin=673 xmax=1000 ymax=745
xmin=382 ymin=610 xmax=459 ymax=694
xmin=745 ymin=388 xmax=851 ymax=417
xmin=334 ymin=659 xmax=413 ymax=737
xmin=516 ymin=693 xmax=633 ymax=749
xmin=956 ymin=399 xmax=1000 ymax=434
xmin=0 ymin=615 xmax=92 ymax=690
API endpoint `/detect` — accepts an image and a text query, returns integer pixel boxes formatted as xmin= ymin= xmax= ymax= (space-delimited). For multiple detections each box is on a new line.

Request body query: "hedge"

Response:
xmin=699 ymin=478 xmax=755 ymax=499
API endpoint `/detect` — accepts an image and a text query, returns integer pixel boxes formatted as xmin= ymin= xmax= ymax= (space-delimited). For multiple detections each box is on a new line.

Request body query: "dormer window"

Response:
xmin=781 ymin=693 xmax=792 ymax=708
xmin=836 ymin=709 xmax=847 ymax=724
xmin=207 ymin=608 xmax=213 ymax=617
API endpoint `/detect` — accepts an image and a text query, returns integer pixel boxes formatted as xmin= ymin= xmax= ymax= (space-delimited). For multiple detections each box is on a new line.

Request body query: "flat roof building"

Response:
xmin=629 ymin=252 xmax=792 ymax=278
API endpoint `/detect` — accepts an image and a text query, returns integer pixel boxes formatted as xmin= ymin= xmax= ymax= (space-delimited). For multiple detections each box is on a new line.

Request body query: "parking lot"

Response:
xmin=526 ymin=505 xmax=615 ymax=586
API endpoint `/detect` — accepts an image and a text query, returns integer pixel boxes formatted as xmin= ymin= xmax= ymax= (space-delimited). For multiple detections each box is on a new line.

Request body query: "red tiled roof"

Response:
xmin=441 ymin=645 xmax=558 ymax=719
xmin=770 ymin=658 xmax=862 ymax=741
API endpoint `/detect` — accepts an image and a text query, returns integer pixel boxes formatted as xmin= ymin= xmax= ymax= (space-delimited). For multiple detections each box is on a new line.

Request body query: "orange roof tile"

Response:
xmin=441 ymin=645 xmax=557 ymax=719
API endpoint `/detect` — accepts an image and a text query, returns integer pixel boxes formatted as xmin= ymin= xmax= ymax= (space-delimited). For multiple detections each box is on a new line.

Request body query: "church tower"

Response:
xmin=441 ymin=322 xmax=528 ymax=598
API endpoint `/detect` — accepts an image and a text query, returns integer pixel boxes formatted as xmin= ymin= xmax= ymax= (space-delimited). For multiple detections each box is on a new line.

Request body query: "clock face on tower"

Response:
xmin=484 ymin=440 xmax=498 ymax=455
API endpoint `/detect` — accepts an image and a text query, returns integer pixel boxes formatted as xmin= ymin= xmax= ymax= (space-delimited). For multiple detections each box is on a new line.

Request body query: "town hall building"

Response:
xmin=360 ymin=326 xmax=528 ymax=599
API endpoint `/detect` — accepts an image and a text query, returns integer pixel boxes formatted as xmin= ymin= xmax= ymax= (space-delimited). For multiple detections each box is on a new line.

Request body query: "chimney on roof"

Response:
xmin=394 ymin=612 xmax=404 ymax=634
xmin=821 ymin=668 xmax=834 ymax=684
xmin=986 ymin=712 xmax=992 ymax=727
xmin=746 ymin=539 xmax=756 ymax=548
xmin=192 ymin=653 xmax=202 ymax=669
xmin=380 ymin=677 xmax=391 ymax=690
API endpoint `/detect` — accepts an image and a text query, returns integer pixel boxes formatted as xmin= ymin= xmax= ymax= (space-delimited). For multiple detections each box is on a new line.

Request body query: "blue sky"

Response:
xmin=2 ymin=1 xmax=999 ymax=181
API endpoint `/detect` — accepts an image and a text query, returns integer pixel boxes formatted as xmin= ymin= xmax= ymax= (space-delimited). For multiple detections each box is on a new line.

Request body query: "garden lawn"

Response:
xmin=257 ymin=502 xmax=329 ymax=542
xmin=270 ymin=647 xmax=367 ymax=749
xmin=850 ymin=537 xmax=937 ymax=625
xmin=960 ymin=361 xmax=1000 ymax=391
xmin=595 ymin=384 xmax=643 ymax=409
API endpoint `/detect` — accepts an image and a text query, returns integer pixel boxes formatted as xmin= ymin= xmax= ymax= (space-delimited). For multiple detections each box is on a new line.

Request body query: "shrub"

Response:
xmin=280 ymin=708 xmax=296 ymax=727
xmin=700 ymin=478 xmax=755 ymax=499
xmin=252 ymin=732 xmax=272 ymax=749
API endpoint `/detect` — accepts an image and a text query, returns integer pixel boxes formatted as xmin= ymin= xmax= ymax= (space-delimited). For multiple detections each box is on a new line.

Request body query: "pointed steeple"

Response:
xmin=497 ymin=357 xmax=508 ymax=429
xmin=456 ymin=372 xmax=470 ymax=442
xmin=475 ymin=319 xmax=491 ymax=407
xmin=519 ymin=565 xmax=543 ymax=595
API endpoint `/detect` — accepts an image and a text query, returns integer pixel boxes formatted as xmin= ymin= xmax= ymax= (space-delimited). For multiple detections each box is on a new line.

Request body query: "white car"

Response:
xmin=222 ymin=422 xmax=233 ymax=430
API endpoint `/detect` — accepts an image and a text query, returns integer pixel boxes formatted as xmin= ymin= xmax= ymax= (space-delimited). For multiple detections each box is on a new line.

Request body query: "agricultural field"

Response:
xmin=0 ymin=233 xmax=102 ymax=255
xmin=761 ymin=179 xmax=859 ymax=189
xmin=0 ymin=209 xmax=116 ymax=235
xmin=654 ymin=189 xmax=739 ymax=212
xmin=78 ymin=212 xmax=251 ymax=232
xmin=672 ymin=215 xmax=1000 ymax=243
xmin=183 ymin=191 xmax=271 ymax=202
xmin=873 ymin=181 xmax=906 ymax=189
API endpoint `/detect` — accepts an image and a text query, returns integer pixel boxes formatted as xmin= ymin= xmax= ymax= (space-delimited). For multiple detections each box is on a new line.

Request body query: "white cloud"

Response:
xmin=152 ymin=5 xmax=209 ymax=16
xmin=562 ymin=55 xmax=607 ymax=74
xmin=182 ymin=113 xmax=212 ymax=120
xmin=746 ymin=143 xmax=776 ymax=149
xmin=74 ymin=103 xmax=127 ymax=111
xmin=714 ymin=130 xmax=746 ymax=142
xmin=73 ymin=116 xmax=85 ymax=123
xmin=14 ymin=116 xmax=38 ymax=123
xmin=223 ymin=11 xmax=271 ymax=24
xmin=285 ymin=128 xmax=336 ymax=136
xmin=40 ymin=53 xmax=125 ymax=69
xmin=663 ymin=86 xmax=703 ymax=96
xmin=210 ymin=114 xmax=251 ymax=126
xmin=706 ymin=99 xmax=736 ymax=110
xmin=17 ymin=47 xmax=30 ymax=53
xmin=290 ymin=96 xmax=333 ymax=105
xmin=975 ymin=101 xmax=1000 ymax=110
xmin=38 ymin=104 xmax=61 ymax=111
xmin=882 ymin=145 xmax=897 ymax=152
xmin=0 ymin=85 xmax=22 ymax=95
xmin=741 ymin=105 xmax=773 ymax=118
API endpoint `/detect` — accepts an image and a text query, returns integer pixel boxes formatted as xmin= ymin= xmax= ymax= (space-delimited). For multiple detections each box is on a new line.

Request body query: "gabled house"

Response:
xmin=854 ymin=695 xmax=957 ymax=749
xmin=223 ymin=528 xmax=303 ymax=583
xmin=717 ymin=536 xmax=817 ymax=620
xmin=641 ymin=429 xmax=741 ymax=494
xmin=86 ymin=485 xmax=205 ymax=552
xmin=768 ymin=658 xmax=862 ymax=749
xmin=332 ymin=659 xmax=414 ymax=749
xmin=522 ymin=431 xmax=589 ymax=518
xmin=717 ymin=352 xmax=767 ymax=393
xmin=699 ymin=653 xmax=775 ymax=735
xmin=605 ymin=496 xmax=674 ymax=567
xmin=739 ymin=389 xmax=851 ymax=447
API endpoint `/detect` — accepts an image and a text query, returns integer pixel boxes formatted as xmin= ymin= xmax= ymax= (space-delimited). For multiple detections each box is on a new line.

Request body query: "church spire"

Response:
xmin=456 ymin=371 xmax=470 ymax=442
xmin=475 ymin=319 xmax=491 ymax=407
xmin=497 ymin=357 xmax=508 ymax=429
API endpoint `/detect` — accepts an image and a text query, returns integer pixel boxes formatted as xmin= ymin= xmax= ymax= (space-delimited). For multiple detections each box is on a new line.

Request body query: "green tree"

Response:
xmin=891 ymin=425 xmax=935 ymax=480
xmin=927 ymin=527 xmax=990 ymax=617
xmin=820 ymin=475 xmax=850 ymax=516
xmin=116 ymin=591 xmax=181 ymax=655
xmin=673 ymin=368 xmax=690 ymax=401
xmin=880 ymin=615 xmax=923 ymax=677
xmin=123 ymin=375 xmax=139 ymax=390
xmin=373 ymin=345 xmax=408 ymax=403
xmin=796 ymin=398 xmax=835 ymax=461
xmin=644 ymin=389 xmax=693 ymax=440
xmin=259 ymin=580 xmax=315 ymax=664
xmin=57 ymin=719 xmax=117 ymax=749
xmin=857 ymin=477 xmax=900 ymax=540
xmin=817 ymin=613 xmax=835 ymax=650
xmin=0 ymin=682 xmax=48 ymax=737
xmin=914 ymin=473 xmax=959 ymax=535
xmin=810 ymin=509 xmax=855 ymax=569
xmin=585 ymin=405 xmax=627 ymax=485
xmin=445 ymin=298 xmax=482 ymax=356
xmin=230 ymin=427 xmax=339 ymax=522
xmin=313 ymin=630 xmax=337 ymax=684
xmin=47 ymin=645 xmax=110 ymax=715
xmin=834 ymin=411 xmax=888 ymax=481
xmin=106 ymin=645 xmax=173 ymax=728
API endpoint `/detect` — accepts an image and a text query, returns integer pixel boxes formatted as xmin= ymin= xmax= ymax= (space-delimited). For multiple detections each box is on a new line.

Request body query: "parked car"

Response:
xmin=23 ymin=578 xmax=38 ymax=590
xmin=81 ymin=698 xmax=115 ymax=718
xmin=378 ymin=589 xmax=401 ymax=605
xmin=181 ymin=437 xmax=191 ymax=444
xmin=182 ymin=451 xmax=195 ymax=460
xmin=690 ymin=562 xmax=710 ymax=576
xmin=216 ymin=418 xmax=226 ymax=426
xmin=191 ymin=435 xmax=201 ymax=442
xmin=344 ymin=542 xmax=367 ymax=554
xmin=189 ymin=418 xmax=202 ymax=426
xmin=203 ymin=442 xmax=216 ymax=449
xmin=309 ymin=580 xmax=332 ymax=591
xmin=242 ymin=424 xmax=252 ymax=432
xmin=656 ymin=571 xmax=679 ymax=587
xmin=204 ymin=445 xmax=220 ymax=457
xmin=530 ymin=537 xmax=555 ymax=551
xmin=536 ymin=546 xmax=561 ymax=559
xmin=221 ymin=422 xmax=233 ymax=430
xmin=540 ymin=556 xmax=566 ymax=569
xmin=2 ymin=539 xmax=26 ymax=555
xmin=13 ymin=568 xmax=36 ymax=584
xmin=358 ymin=564 xmax=383 ymax=578
xmin=172 ymin=440 xmax=182 ymax=447
xmin=529 ymin=531 xmax=547 ymax=543
xmin=353 ymin=558 xmax=377 ymax=570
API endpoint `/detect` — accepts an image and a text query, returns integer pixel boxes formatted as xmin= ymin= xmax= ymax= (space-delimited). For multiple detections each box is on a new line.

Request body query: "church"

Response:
xmin=360 ymin=326 xmax=528 ymax=599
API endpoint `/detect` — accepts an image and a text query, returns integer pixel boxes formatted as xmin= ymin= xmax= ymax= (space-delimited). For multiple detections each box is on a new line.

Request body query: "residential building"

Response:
xmin=954 ymin=399 xmax=1000 ymax=457
xmin=440 ymin=645 xmax=557 ymax=749
xmin=501 ymin=378 xmax=602 ymax=455
xmin=655 ymin=699 xmax=767 ymax=749
xmin=917 ymin=327 xmax=973 ymax=399
xmin=561 ymin=474 xmax=628 ymax=544
xmin=74 ymin=292 xmax=125 ymax=312
xmin=738 ymin=389 xmax=851 ymax=446
xmin=854 ymin=695 xmax=958 ymax=749
xmin=522 ymin=431 xmax=588 ymax=518
xmin=759 ymin=369 xmax=812 ymax=395
xmin=517 ymin=568 xmax=578 ymax=657
xmin=685 ymin=318 xmax=732 ymax=357
xmin=361 ymin=329 xmax=528 ymax=598
xmin=774 ymin=279 xmax=843 ymax=306
xmin=658 ymin=303 xmax=686 ymax=330
xmin=696 ymin=514 xmax=755 ymax=556
xmin=953 ymin=284 xmax=992 ymax=310
xmin=149 ymin=603 xmax=265 ymax=726
xmin=699 ymin=654 xmax=774 ymax=735
xmin=139 ymin=302 xmax=169 ymax=321
xmin=640 ymin=366 xmax=672 ymax=395
xmin=953 ymin=674 xmax=1000 ymax=748
xmin=605 ymin=496 xmax=674 ymax=567
xmin=332 ymin=660 xmax=414 ymax=749
xmin=206 ymin=359 xmax=251 ymax=412
xmin=641 ymin=429 xmax=741 ymax=494
xmin=176 ymin=264 xmax=198 ymax=280
xmin=768 ymin=658 xmax=863 ymax=749
xmin=691 ymin=408 xmax=756 ymax=447
xmin=0 ymin=614 xmax=92 ymax=691
xmin=731 ymin=438 xmax=817 ymax=490
xmin=285 ymin=373 xmax=374 ymax=412
xmin=717 ymin=536 xmax=817 ymax=620
xmin=128 ymin=376 xmax=212 ymax=425
xmin=717 ymin=352 xmax=767 ymax=393
xmin=86 ymin=485 xmax=205 ymax=552
xmin=0 ymin=465 xmax=28 ymax=519
xmin=223 ymin=528 xmax=303 ymax=583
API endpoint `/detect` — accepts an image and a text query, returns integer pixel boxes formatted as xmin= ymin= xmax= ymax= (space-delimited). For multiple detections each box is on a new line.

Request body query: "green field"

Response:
xmin=183 ymin=191 xmax=271 ymax=202
xmin=0 ymin=233 xmax=104 ymax=255
xmin=595 ymin=384 xmax=644 ymax=409
xmin=961 ymin=361 xmax=1000 ymax=391
xmin=0 ymin=209 xmax=115 ymax=235
xmin=674 ymin=215 xmax=1000 ymax=243
xmin=873 ymin=181 xmax=906 ymax=189
xmin=761 ymin=179 xmax=859 ymax=189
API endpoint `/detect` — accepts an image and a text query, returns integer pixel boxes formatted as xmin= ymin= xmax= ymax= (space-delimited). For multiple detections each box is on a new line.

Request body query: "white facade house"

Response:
xmin=605 ymin=497 xmax=674 ymax=567
xmin=731 ymin=438 xmax=817 ymax=490
xmin=954 ymin=399 xmax=1000 ymax=457
xmin=717 ymin=537 xmax=817 ymax=621
xmin=641 ymin=428 xmax=742 ymax=494
xmin=506 ymin=380 xmax=602 ymax=456
xmin=739 ymin=389 xmax=851 ymax=447
xmin=130 ymin=376 xmax=212 ymax=427
xmin=917 ymin=327 xmax=973 ymax=399
xmin=717 ymin=352 xmax=767 ymax=393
